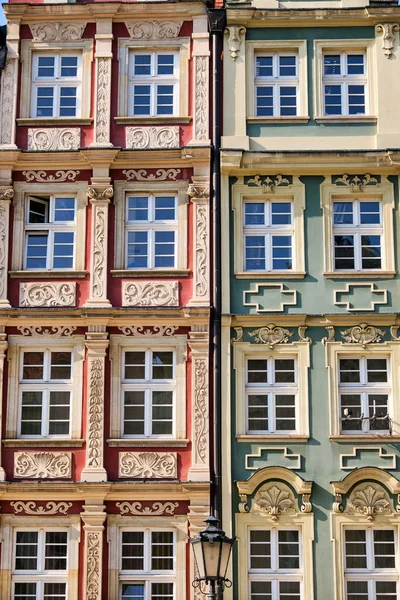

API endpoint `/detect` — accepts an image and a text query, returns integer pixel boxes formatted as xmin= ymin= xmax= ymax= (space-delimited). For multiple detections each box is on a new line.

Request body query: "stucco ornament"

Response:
xmin=87 ymin=358 xmax=104 ymax=469
xmin=224 ymin=26 xmax=246 ymax=61
xmin=253 ymin=483 xmax=296 ymax=520
xmin=17 ymin=325 xmax=77 ymax=337
xmin=14 ymin=452 xmax=72 ymax=478
xmin=126 ymin=20 xmax=182 ymax=40
xmin=0 ymin=203 xmax=8 ymax=298
xmin=193 ymin=358 xmax=208 ymax=464
xmin=341 ymin=323 xmax=385 ymax=347
xmin=94 ymin=58 xmax=111 ymax=144
xmin=334 ymin=173 xmax=378 ymax=192
xmin=193 ymin=204 xmax=208 ymax=298
xmin=231 ymin=326 xmax=243 ymax=343
xmin=0 ymin=187 xmax=14 ymax=201
xmin=126 ymin=126 xmax=179 ymax=149
xmin=28 ymin=128 xmax=80 ymax=151
xmin=123 ymin=281 xmax=179 ymax=307
xmin=119 ymin=452 xmax=177 ymax=478
xmin=347 ymin=483 xmax=392 ymax=521
xmin=249 ymin=324 xmax=293 ymax=346
xmin=116 ymin=501 xmax=179 ymax=515
xmin=187 ymin=183 xmax=210 ymax=200
xmin=22 ymin=170 xmax=80 ymax=182
xmin=390 ymin=325 xmax=400 ymax=341
xmin=122 ymin=168 xmax=181 ymax=181
xmin=298 ymin=326 xmax=311 ymax=343
xmin=0 ymin=60 xmax=16 ymax=145
xmin=20 ymin=282 xmax=76 ymax=307
xmin=11 ymin=501 xmax=72 ymax=515
xmin=247 ymin=174 xmax=290 ymax=193
xmin=86 ymin=531 xmax=101 ymax=600
xmin=376 ymin=23 xmax=400 ymax=58
xmin=30 ymin=22 xmax=87 ymax=41
xmin=194 ymin=56 xmax=208 ymax=141
xmin=118 ymin=325 xmax=178 ymax=336
xmin=322 ymin=326 xmax=336 ymax=344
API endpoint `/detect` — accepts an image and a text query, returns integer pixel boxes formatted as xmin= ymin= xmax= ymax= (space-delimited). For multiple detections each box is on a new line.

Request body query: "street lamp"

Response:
xmin=190 ymin=515 xmax=235 ymax=599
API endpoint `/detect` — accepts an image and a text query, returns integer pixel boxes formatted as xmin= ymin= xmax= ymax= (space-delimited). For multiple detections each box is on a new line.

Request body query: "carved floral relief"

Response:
xmin=119 ymin=452 xmax=177 ymax=478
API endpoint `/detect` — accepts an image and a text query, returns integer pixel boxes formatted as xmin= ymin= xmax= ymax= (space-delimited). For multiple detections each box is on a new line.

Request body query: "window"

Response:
xmin=339 ymin=356 xmax=390 ymax=435
xmin=333 ymin=199 xmax=382 ymax=272
xmin=129 ymin=52 xmax=178 ymax=117
xmin=244 ymin=200 xmax=293 ymax=272
xmin=344 ymin=528 xmax=397 ymax=600
xmin=122 ymin=349 xmax=175 ymax=438
xmin=323 ymin=52 xmax=366 ymax=116
xmin=32 ymin=54 xmax=81 ymax=118
xmin=24 ymin=195 xmax=76 ymax=271
xmin=12 ymin=529 xmax=68 ymax=600
xmin=255 ymin=53 xmax=298 ymax=117
xmin=125 ymin=194 xmax=177 ymax=270
xmin=246 ymin=357 xmax=297 ymax=434
xmin=248 ymin=528 xmax=301 ymax=600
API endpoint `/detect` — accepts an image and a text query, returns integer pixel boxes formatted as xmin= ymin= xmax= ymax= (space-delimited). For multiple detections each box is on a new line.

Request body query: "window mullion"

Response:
xmin=270 ymin=392 xmax=276 ymax=433
xmin=43 ymin=388 xmax=50 ymax=437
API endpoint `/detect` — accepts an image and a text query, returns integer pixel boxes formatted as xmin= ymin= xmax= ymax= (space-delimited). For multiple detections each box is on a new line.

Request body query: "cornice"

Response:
xmin=231 ymin=314 xmax=400 ymax=327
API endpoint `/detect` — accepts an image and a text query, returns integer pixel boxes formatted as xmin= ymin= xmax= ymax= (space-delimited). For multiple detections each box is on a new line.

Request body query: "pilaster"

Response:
xmin=187 ymin=177 xmax=210 ymax=306
xmin=0 ymin=328 xmax=8 ymax=480
xmin=0 ymin=21 xmax=19 ymax=149
xmin=0 ymin=186 xmax=13 ymax=309
xmin=90 ymin=20 xmax=113 ymax=148
xmin=189 ymin=16 xmax=210 ymax=146
xmin=81 ymin=502 xmax=107 ymax=600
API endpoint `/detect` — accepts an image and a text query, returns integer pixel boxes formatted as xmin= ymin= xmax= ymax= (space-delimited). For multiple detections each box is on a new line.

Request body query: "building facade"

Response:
xmin=221 ymin=0 xmax=400 ymax=599
xmin=0 ymin=1 xmax=213 ymax=599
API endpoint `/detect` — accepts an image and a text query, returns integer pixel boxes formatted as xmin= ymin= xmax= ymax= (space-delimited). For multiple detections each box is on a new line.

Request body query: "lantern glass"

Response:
xmin=219 ymin=539 xmax=233 ymax=580
xmin=192 ymin=537 xmax=206 ymax=580
xmin=202 ymin=540 xmax=222 ymax=579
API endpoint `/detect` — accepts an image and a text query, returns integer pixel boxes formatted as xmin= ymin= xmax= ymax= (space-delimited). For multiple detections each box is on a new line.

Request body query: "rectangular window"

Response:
xmin=122 ymin=349 xmax=175 ymax=438
xmin=339 ymin=356 xmax=390 ymax=434
xmin=19 ymin=349 xmax=72 ymax=438
xmin=255 ymin=53 xmax=298 ymax=117
xmin=333 ymin=199 xmax=382 ymax=271
xmin=25 ymin=195 xmax=76 ymax=271
xmin=344 ymin=528 xmax=397 ymax=600
xmin=246 ymin=356 xmax=297 ymax=434
xmin=323 ymin=52 xmax=366 ymax=116
xmin=244 ymin=200 xmax=293 ymax=272
xmin=249 ymin=529 xmax=301 ymax=600
xmin=32 ymin=54 xmax=81 ymax=118
xmin=13 ymin=529 xmax=68 ymax=600
xmin=120 ymin=530 xmax=175 ymax=600
xmin=125 ymin=194 xmax=177 ymax=270
xmin=129 ymin=52 xmax=178 ymax=117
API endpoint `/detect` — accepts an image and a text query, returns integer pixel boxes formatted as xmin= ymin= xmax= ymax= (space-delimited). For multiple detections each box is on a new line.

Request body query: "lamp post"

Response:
xmin=190 ymin=516 xmax=235 ymax=599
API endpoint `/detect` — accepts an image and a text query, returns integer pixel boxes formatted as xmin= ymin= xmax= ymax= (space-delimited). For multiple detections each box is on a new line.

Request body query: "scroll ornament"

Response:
xmin=119 ymin=452 xmax=177 ymax=478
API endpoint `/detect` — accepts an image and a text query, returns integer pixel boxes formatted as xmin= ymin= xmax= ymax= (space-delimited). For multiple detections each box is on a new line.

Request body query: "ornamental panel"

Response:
xmin=14 ymin=451 xmax=72 ymax=478
xmin=28 ymin=128 xmax=80 ymax=151
xmin=20 ymin=282 xmax=76 ymax=307
xmin=119 ymin=452 xmax=177 ymax=478
xmin=122 ymin=281 xmax=179 ymax=307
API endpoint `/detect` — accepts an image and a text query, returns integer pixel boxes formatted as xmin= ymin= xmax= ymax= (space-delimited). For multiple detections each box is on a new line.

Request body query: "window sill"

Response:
xmin=17 ymin=118 xmax=93 ymax=127
xmin=111 ymin=269 xmax=190 ymax=278
xmin=315 ymin=116 xmax=377 ymax=124
xmin=107 ymin=438 xmax=189 ymax=447
xmin=235 ymin=271 xmax=306 ymax=280
xmin=115 ymin=116 xmax=192 ymax=125
xmin=9 ymin=270 xmax=87 ymax=279
xmin=3 ymin=439 xmax=85 ymax=447
xmin=330 ymin=435 xmax=400 ymax=442
xmin=247 ymin=116 xmax=310 ymax=124
xmin=324 ymin=271 xmax=395 ymax=279
xmin=236 ymin=434 xmax=309 ymax=443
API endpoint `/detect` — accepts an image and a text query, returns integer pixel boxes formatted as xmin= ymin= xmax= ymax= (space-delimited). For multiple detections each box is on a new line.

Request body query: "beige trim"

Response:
xmin=320 ymin=176 xmax=395 ymax=276
xmin=231 ymin=176 xmax=305 ymax=277
xmin=3 ymin=439 xmax=85 ymax=447
xmin=114 ymin=116 xmax=192 ymax=125
xmin=324 ymin=271 xmax=395 ymax=279
xmin=19 ymin=39 xmax=93 ymax=119
xmin=106 ymin=438 xmax=189 ymax=447
xmin=5 ymin=335 xmax=85 ymax=440
xmin=111 ymin=269 xmax=190 ymax=278
xmin=12 ymin=182 xmax=88 ymax=273
xmin=113 ymin=181 xmax=188 ymax=271
xmin=332 ymin=466 xmax=400 ymax=495
xmin=236 ymin=434 xmax=309 ymax=442
xmin=17 ymin=118 xmax=93 ymax=126
xmin=315 ymin=116 xmax=377 ymax=123
xmin=247 ymin=117 xmax=310 ymax=124
xmin=234 ymin=341 xmax=310 ymax=437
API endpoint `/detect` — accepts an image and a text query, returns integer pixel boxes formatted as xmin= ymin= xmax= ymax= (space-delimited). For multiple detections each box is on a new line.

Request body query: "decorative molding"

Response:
xmin=334 ymin=283 xmax=388 ymax=311
xmin=20 ymin=282 xmax=76 ymax=307
xmin=193 ymin=358 xmax=208 ymax=465
xmin=116 ymin=501 xmax=179 ymax=515
xmin=376 ymin=23 xmax=400 ymax=58
xmin=123 ymin=281 xmax=179 ymax=307
xmin=390 ymin=325 xmax=400 ymax=341
xmin=90 ymin=204 xmax=107 ymax=300
xmin=187 ymin=183 xmax=210 ymax=200
xmin=231 ymin=326 xmax=243 ymax=343
xmin=94 ymin=58 xmax=111 ymax=144
xmin=30 ymin=22 xmax=87 ymax=41
xmin=340 ymin=447 xmax=396 ymax=471
xmin=0 ymin=201 xmax=9 ymax=299
xmin=17 ymin=325 xmax=77 ymax=337
xmin=224 ymin=26 xmax=246 ymax=61
xmin=118 ymin=325 xmax=179 ymax=336
xmin=0 ymin=60 xmax=17 ymax=145
xmin=0 ymin=186 xmax=14 ymax=201
xmin=126 ymin=126 xmax=179 ymax=149
xmin=87 ymin=187 xmax=114 ymax=201
xmin=322 ymin=326 xmax=336 ymax=344
xmin=22 ymin=170 xmax=80 ymax=183
xmin=249 ymin=324 xmax=293 ymax=346
xmin=298 ymin=326 xmax=311 ymax=343
xmin=347 ymin=483 xmax=392 ymax=520
xmin=253 ymin=483 xmax=297 ymax=520
xmin=119 ymin=452 xmax=177 ymax=478
xmin=86 ymin=531 xmax=101 ymax=600
xmin=334 ymin=173 xmax=378 ymax=192
xmin=193 ymin=55 xmax=208 ymax=141
xmin=11 ymin=501 xmax=72 ymax=515
xmin=122 ymin=168 xmax=181 ymax=181
xmin=340 ymin=323 xmax=385 ymax=346
xmin=245 ymin=447 xmax=301 ymax=471
xmin=28 ymin=128 xmax=80 ymax=151
xmin=126 ymin=20 xmax=182 ymax=40
xmin=87 ymin=358 xmax=104 ymax=469
xmin=243 ymin=283 xmax=297 ymax=313
xmin=247 ymin=174 xmax=290 ymax=193
xmin=193 ymin=203 xmax=208 ymax=299
xmin=14 ymin=451 xmax=72 ymax=478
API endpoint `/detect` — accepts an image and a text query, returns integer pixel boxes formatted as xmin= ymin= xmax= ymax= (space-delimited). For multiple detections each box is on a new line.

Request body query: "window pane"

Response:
xmin=152 ymin=391 xmax=173 ymax=435
xmin=348 ymin=84 xmax=365 ymax=115
xmin=347 ymin=581 xmax=368 ymax=600
xmin=28 ymin=198 xmax=48 ymax=224
xmin=124 ymin=391 xmax=145 ymax=435
xmin=21 ymin=391 xmax=43 ymax=436
xmin=360 ymin=202 xmax=380 ymax=224
xmin=36 ymin=87 xmax=54 ymax=117
xmin=51 ymin=352 xmax=72 ymax=380
xmin=334 ymin=235 xmax=354 ymax=269
xmin=367 ymin=358 xmax=388 ymax=383
xmin=347 ymin=54 xmax=365 ymax=75
xmin=121 ymin=584 xmax=145 ymax=600
xmin=369 ymin=395 xmax=389 ymax=431
xmin=151 ymin=582 xmax=174 ymax=599
xmin=60 ymin=87 xmax=77 ymax=117
xmin=250 ymin=530 xmax=271 ymax=569
xmin=155 ymin=196 xmax=176 ymax=221
xmin=151 ymin=531 xmax=174 ymax=570
xmin=324 ymin=85 xmax=342 ymax=115
xmin=15 ymin=531 xmax=38 ymax=570
xmin=127 ymin=231 xmax=148 ymax=269
xmin=345 ymin=530 xmax=367 ymax=569
xmin=133 ymin=55 xmax=151 ymax=76
xmin=275 ymin=395 xmax=296 ymax=431
xmin=121 ymin=531 xmax=144 ymax=570
xmin=23 ymin=352 xmax=44 ymax=380
xmin=124 ymin=352 xmax=146 ymax=380
xmin=278 ymin=530 xmax=299 ymax=569
xmin=54 ymin=197 xmax=75 ymax=222
xmin=14 ymin=582 xmax=37 ymax=600
xmin=279 ymin=86 xmax=297 ymax=116
xmin=44 ymin=582 xmax=67 ymax=600
xmin=127 ymin=197 xmax=149 ymax=221
xmin=361 ymin=235 xmax=381 ymax=270
xmin=274 ymin=359 xmax=295 ymax=383
xmin=45 ymin=531 xmax=68 ymax=570
xmin=279 ymin=55 xmax=297 ymax=77
xmin=279 ymin=581 xmax=301 ymax=599
xmin=333 ymin=202 xmax=353 ymax=225
xmin=53 ymin=232 xmax=74 ymax=269
xmin=376 ymin=581 xmax=397 ymax=600
xmin=272 ymin=236 xmax=292 ymax=270
xmin=374 ymin=530 xmax=395 ymax=568
xmin=49 ymin=392 xmax=71 ymax=436
xmin=157 ymin=54 xmax=174 ymax=75
xmin=324 ymin=55 xmax=341 ymax=75
xmin=152 ymin=351 xmax=173 ymax=379
xmin=271 ymin=202 xmax=292 ymax=225
xmin=339 ymin=358 xmax=360 ymax=383
xmin=61 ymin=56 xmax=78 ymax=77
xmin=247 ymin=359 xmax=268 ymax=384
xmin=26 ymin=233 xmax=48 ymax=269
xmin=37 ymin=56 xmax=55 ymax=77
xmin=156 ymin=84 xmax=174 ymax=115
xmin=245 ymin=236 xmax=266 ymax=270
xmin=256 ymin=87 xmax=273 ymax=116
xmin=251 ymin=581 xmax=272 ymax=600
xmin=154 ymin=231 xmax=175 ymax=268
xmin=245 ymin=203 xmax=265 ymax=226
xmin=256 ymin=56 xmax=273 ymax=78
xmin=133 ymin=85 xmax=151 ymax=115
xmin=248 ymin=395 xmax=268 ymax=432
xmin=340 ymin=395 xmax=362 ymax=431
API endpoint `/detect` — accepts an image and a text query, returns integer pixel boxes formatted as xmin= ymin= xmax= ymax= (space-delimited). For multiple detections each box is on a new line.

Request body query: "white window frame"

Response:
xmin=5 ymin=336 xmax=84 ymax=445
xmin=109 ymin=335 xmax=187 ymax=445
xmin=254 ymin=52 xmax=299 ymax=118
xmin=125 ymin=193 xmax=177 ymax=271
xmin=31 ymin=53 xmax=82 ymax=119
xmin=232 ymin=178 xmax=306 ymax=279
xmin=322 ymin=51 xmax=367 ymax=117
xmin=314 ymin=40 xmax=376 ymax=122
xmin=24 ymin=194 xmax=77 ymax=271
xmin=320 ymin=177 xmax=395 ymax=278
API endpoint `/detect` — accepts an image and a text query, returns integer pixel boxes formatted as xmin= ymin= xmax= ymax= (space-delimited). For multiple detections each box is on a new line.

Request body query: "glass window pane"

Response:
xmin=324 ymin=55 xmax=341 ymax=75
xmin=50 ymin=352 xmax=72 ymax=380
xmin=340 ymin=395 xmax=362 ymax=431
xmin=339 ymin=358 xmax=360 ymax=383
xmin=49 ymin=392 xmax=71 ymax=436
xmin=152 ymin=351 xmax=173 ymax=379
xmin=121 ymin=584 xmax=145 ymax=600
xmin=124 ymin=391 xmax=145 ymax=435
xmin=54 ymin=197 xmax=75 ymax=222
xmin=15 ymin=531 xmax=38 ymax=570
xmin=256 ymin=87 xmax=273 ymax=116
xmin=256 ymin=56 xmax=273 ymax=78
xmin=278 ymin=530 xmax=299 ymax=569
xmin=247 ymin=359 xmax=268 ymax=383
xmin=245 ymin=236 xmax=266 ymax=271
xmin=155 ymin=196 xmax=176 ymax=221
xmin=275 ymin=395 xmax=296 ymax=431
xmin=248 ymin=395 xmax=269 ymax=432
xmin=279 ymin=55 xmax=297 ymax=77
xmin=347 ymin=54 xmax=365 ymax=75
xmin=60 ymin=87 xmax=77 ymax=117
xmin=374 ymin=530 xmax=395 ymax=568
xmin=279 ymin=581 xmax=301 ymax=599
xmin=37 ymin=56 xmax=55 ymax=77
xmin=333 ymin=202 xmax=353 ymax=225
xmin=52 ymin=232 xmax=74 ymax=269
xmin=124 ymin=352 xmax=146 ymax=379
xmin=245 ymin=203 xmax=265 ymax=225
xmin=152 ymin=391 xmax=173 ymax=435
xmin=36 ymin=87 xmax=54 ymax=117
xmin=345 ymin=530 xmax=367 ymax=569
xmin=251 ymin=581 xmax=272 ymax=600
xmin=14 ymin=582 xmax=38 ymax=600
xmin=29 ymin=198 xmax=48 ymax=224
xmin=21 ymin=391 xmax=43 ymax=436
xmin=61 ymin=56 xmax=78 ymax=77
xmin=127 ymin=231 xmax=148 ymax=269
xmin=121 ymin=531 xmax=144 ymax=570
xmin=376 ymin=581 xmax=397 ymax=600
xmin=271 ymin=202 xmax=292 ymax=225
xmin=23 ymin=352 xmax=44 ymax=380
xmin=157 ymin=54 xmax=174 ymax=75
xmin=26 ymin=233 xmax=48 ymax=269
xmin=151 ymin=582 xmax=174 ymax=599
xmin=274 ymin=359 xmax=295 ymax=383
xmin=45 ymin=531 xmax=68 ymax=570
xmin=133 ymin=55 xmax=151 ymax=76
xmin=151 ymin=531 xmax=174 ymax=570
xmin=250 ymin=530 xmax=271 ymax=569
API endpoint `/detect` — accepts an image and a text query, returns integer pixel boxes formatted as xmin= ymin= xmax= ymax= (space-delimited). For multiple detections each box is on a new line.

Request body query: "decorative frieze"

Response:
xmin=119 ymin=452 xmax=178 ymax=478
xmin=126 ymin=126 xmax=179 ymax=149
xmin=243 ymin=283 xmax=297 ymax=313
xmin=22 ymin=170 xmax=80 ymax=182
xmin=122 ymin=168 xmax=181 ymax=181
xmin=93 ymin=57 xmax=112 ymax=146
xmin=249 ymin=324 xmax=293 ymax=346
xmin=376 ymin=23 xmax=399 ymax=58
xmin=193 ymin=55 xmax=209 ymax=142
xmin=224 ymin=26 xmax=246 ymax=61
xmin=118 ymin=325 xmax=179 ymax=336
xmin=126 ymin=20 xmax=182 ymax=40
xmin=0 ymin=59 xmax=18 ymax=147
xmin=11 ymin=501 xmax=72 ymax=515
xmin=187 ymin=184 xmax=209 ymax=304
xmin=116 ymin=501 xmax=179 ymax=515
xmin=334 ymin=283 xmax=388 ymax=311
xmin=247 ymin=174 xmax=290 ymax=193
xmin=20 ymin=282 xmax=76 ymax=307
xmin=333 ymin=173 xmax=378 ymax=192
xmin=28 ymin=128 xmax=80 ymax=151
xmin=17 ymin=325 xmax=77 ymax=337
xmin=340 ymin=323 xmax=385 ymax=346
xmin=123 ymin=281 xmax=179 ymax=307
xmin=14 ymin=451 xmax=72 ymax=478
xmin=30 ymin=22 xmax=87 ymax=41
